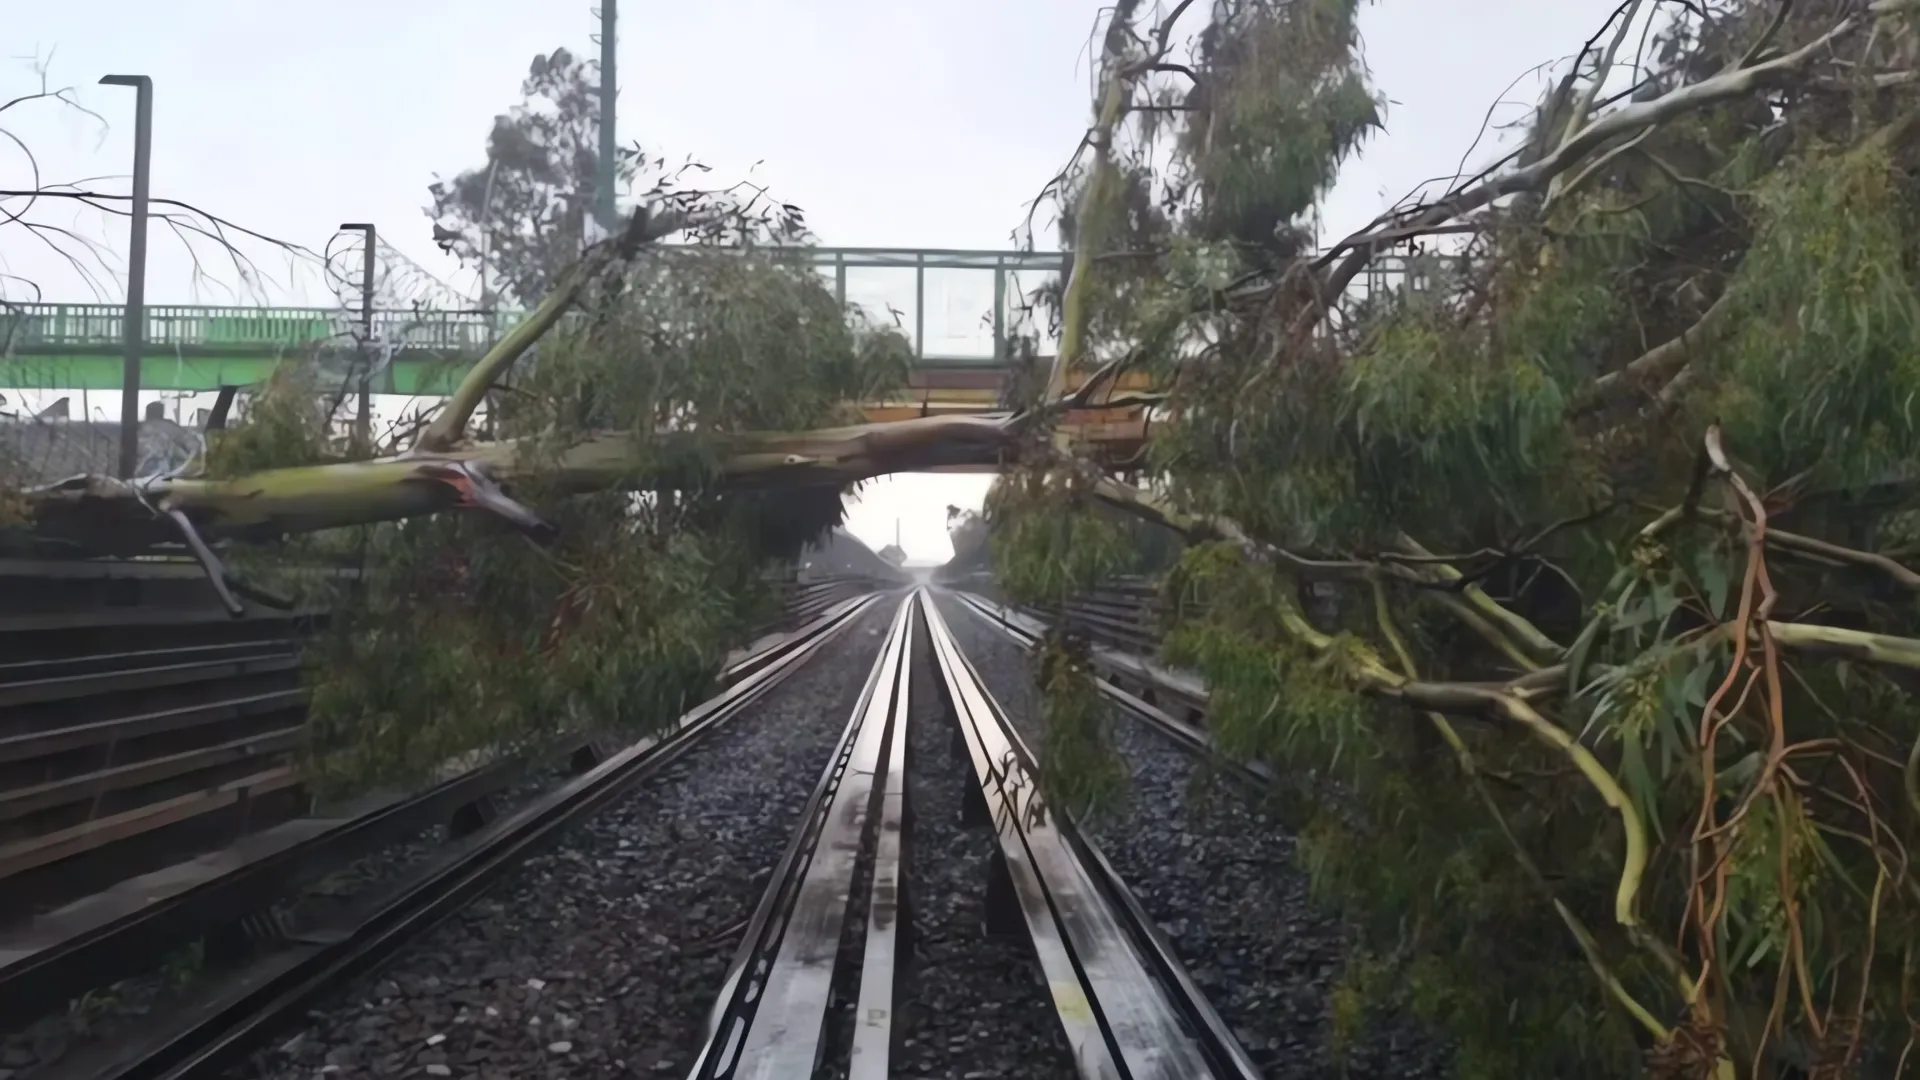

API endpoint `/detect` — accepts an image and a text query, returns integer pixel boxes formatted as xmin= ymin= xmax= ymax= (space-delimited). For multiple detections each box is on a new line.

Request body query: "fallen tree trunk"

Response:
xmin=14 ymin=413 xmax=1026 ymax=556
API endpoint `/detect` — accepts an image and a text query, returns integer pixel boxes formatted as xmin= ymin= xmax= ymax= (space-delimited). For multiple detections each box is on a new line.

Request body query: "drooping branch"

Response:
xmin=1392 ymin=534 xmax=1566 ymax=663
xmin=1368 ymin=575 xmax=1673 ymax=1041
xmin=1570 ymin=284 xmax=1741 ymax=417
xmin=1083 ymin=464 xmax=1917 ymax=1072
xmin=1088 ymin=469 xmax=1920 ymax=680
xmin=1084 ymin=473 xmax=1653 ymax=944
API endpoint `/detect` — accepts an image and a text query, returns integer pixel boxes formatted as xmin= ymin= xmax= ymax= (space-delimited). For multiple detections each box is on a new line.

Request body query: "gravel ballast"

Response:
xmin=933 ymin=592 xmax=1450 ymax=1079
xmin=890 ymin=619 xmax=1077 ymax=1079
xmin=222 ymin=600 xmax=904 ymax=1080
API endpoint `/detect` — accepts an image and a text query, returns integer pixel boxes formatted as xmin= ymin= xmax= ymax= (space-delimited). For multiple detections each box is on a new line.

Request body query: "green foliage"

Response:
xmin=1035 ymin=638 xmax=1127 ymax=815
xmin=985 ymin=470 xmax=1139 ymax=608
xmin=201 ymin=366 xmax=340 ymax=477
xmin=207 ymin=240 xmax=910 ymax=795
xmin=1711 ymin=142 xmax=1920 ymax=487
xmin=992 ymin=0 xmax=1920 ymax=1071
xmin=1161 ymin=544 xmax=1371 ymax=768
xmin=1179 ymin=0 xmax=1380 ymax=255
xmin=507 ymin=250 xmax=910 ymax=460
xmin=299 ymin=510 xmax=771 ymax=795
xmin=1161 ymin=545 xmax=1655 ymax=1076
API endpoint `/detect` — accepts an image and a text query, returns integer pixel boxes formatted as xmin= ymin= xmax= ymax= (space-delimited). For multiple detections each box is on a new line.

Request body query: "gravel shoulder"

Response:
xmin=932 ymin=591 xmax=1450 ymax=1079
xmin=223 ymin=600 xmax=904 ymax=1080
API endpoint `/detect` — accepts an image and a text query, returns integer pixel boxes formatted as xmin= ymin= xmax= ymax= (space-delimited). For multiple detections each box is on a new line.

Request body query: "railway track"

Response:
xmin=25 ymin=585 xmax=1281 ymax=1080
xmin=28 ymin=591 xmax=884 ymax=1080
xmin=684 ymin=594 xmax=916 ymax=1080
xmin=922 ymin=594 xmax=1258 ymax=1079
xmin=688 ymin=590 xmax=1257 ymax=1079
xmin=937 ymin=591 xmax=1450 ymax=1078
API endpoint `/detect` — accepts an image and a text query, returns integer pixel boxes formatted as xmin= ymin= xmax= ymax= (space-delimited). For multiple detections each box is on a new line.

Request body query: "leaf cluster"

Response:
xmin=995 ymin=0 xmax=1920 ymax=1072
xmin=211 ymin=234 xmax=910 ymax=794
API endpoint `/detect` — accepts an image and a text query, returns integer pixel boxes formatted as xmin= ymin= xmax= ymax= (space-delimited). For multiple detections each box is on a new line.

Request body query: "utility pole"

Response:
xmin=99 ymin=75 xmax=153 ymax=480
xmin=477 ymin=158 xmax=499 ymax=311
xmin=338 ymin=223 xmax=377 ymax=452
xmin=595 ymin=0 xmax=619 ymax=234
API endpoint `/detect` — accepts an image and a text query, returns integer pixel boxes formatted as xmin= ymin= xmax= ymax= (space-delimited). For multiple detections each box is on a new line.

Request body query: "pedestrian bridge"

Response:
xmin=0 ymin=247 xmax=1154 ymax=460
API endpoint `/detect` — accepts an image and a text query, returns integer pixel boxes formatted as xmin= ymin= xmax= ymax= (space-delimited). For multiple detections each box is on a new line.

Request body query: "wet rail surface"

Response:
xmin=690 ymin=591 xmax=1255 ymax=1079
xmin=888 ymin=610 xmax=1076 ymax=1078
xmin=936 ymin=591 xmax=1451 ymax=1079
xmin=921 ymin=594 xmax=1257 ymax=1080
xmin=685 ymin=596 xmax=916 ymax=1079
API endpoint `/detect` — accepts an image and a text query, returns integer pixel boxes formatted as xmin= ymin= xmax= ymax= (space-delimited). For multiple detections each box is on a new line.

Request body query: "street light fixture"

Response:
xmin=99 ymin=74 xmax=153 ymax=480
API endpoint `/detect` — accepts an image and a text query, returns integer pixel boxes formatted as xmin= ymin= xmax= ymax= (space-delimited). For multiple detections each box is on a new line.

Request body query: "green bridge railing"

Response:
xmin=0 ymin=304 xmax=529 ymax=357
xmin=0 ymin=248 xmax=1445 ymax=394
xmin=0 ymin=247 xmax=1079 ymax=366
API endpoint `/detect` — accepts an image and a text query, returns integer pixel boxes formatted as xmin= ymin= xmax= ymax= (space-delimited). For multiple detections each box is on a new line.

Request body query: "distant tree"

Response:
xmin=427 ymin=48 xmax=638 ymax=306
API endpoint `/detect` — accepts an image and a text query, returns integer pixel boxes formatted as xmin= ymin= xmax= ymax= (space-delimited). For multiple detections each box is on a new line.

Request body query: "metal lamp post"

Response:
xmin=338 ymin=223 xmax=376 ymax=451
xmin=99 ymin=75 xmax=153 ymax=480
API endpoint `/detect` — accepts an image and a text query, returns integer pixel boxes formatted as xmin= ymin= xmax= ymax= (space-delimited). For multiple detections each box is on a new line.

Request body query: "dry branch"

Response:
xmin=1311 ymin=9 xmax=1867 ymax=304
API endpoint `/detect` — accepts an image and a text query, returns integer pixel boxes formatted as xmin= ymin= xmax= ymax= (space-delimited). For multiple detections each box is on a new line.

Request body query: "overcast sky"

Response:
xmin=3 ymin=0 xmax=1645 ymax=560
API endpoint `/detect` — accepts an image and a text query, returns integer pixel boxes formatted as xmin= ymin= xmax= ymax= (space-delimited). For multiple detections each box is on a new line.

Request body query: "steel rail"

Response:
xmin=59 ymin=591 xmax=885 ymax=1080
xmin=685 ymin=593 xmax=915 ymax=1080
xmin=951 ymin=591 xmax=1208 ymax=711
xmin=941 ymin=592 xmax=1283 ymax=1077
xmin=945 ymin=591 xmax=1273 ymax=787
xmin=922 ymin=590 xmax=1259 ymax=1080
xmin=845 ymin=595 xmax=909 ymax=1080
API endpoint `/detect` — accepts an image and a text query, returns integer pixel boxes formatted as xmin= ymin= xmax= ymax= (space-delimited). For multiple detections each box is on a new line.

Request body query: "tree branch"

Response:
xmin=15 ymin=413 xmax=1023 ymax=555
xmin=1393 ymin=534 xmax=1567 ymax=663
xmin=1545 ymin=0 xmax=1647 ymax=206
xmin=1570 ymin=282 xmax=1740 ymax=417
xmin=1044 ymin=0 xmax=1148 ymax=404
xmin=1311 ymin=11 xmax=1864 ymax=303
xmin=413 ymin=206 xmax=688 ymax=453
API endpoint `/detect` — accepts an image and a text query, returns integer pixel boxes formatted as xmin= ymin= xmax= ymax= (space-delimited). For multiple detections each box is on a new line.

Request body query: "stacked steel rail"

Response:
xmin=0 ymin=561 xmax=888 ymax=931
xmin=0 ymin=558 xmax=330 ymax=922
